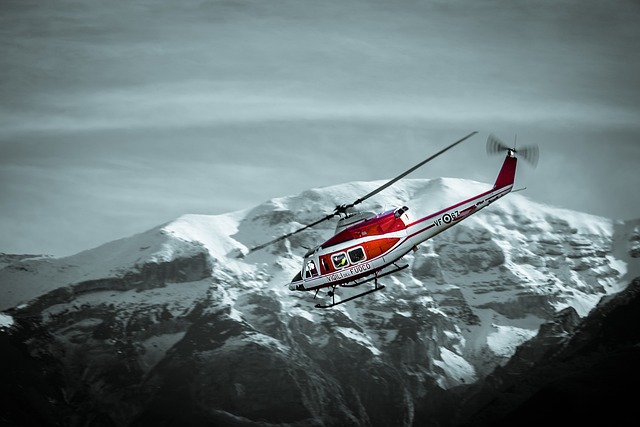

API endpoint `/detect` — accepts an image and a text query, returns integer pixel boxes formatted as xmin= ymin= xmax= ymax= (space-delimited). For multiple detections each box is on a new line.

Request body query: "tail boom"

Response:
xmin=404 ymin=152 xmax=518 ymax=248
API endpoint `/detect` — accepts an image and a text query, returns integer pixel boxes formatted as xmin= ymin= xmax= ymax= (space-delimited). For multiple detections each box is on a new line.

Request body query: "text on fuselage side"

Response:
xmin=329 ymin=262 xmax=372 ymax=282
xmin=433 ymin=210 xmax=459 ymax=227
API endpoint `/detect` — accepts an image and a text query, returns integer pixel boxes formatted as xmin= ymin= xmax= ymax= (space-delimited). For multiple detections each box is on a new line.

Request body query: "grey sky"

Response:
xmin=1 ymin=0 xmax=639 ymax=256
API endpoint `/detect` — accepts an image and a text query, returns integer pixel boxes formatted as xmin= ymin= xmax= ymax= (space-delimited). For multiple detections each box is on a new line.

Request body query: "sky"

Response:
xmin=1 ymin=0 xmax=639 ymax=257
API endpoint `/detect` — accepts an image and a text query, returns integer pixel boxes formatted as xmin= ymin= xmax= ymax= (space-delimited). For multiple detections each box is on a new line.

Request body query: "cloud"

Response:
xmin=2 ymin=0 xmax=639 ymax=137
xmin=2 ymin=81 xmax=638 ymax=138
xmin=1 ymin=0 xmax=639 ymax=255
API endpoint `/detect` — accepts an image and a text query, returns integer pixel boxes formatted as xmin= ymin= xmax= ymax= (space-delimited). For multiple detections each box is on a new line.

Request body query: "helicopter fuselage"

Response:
xmin=289 ymin=153 xmax=517 ymax=293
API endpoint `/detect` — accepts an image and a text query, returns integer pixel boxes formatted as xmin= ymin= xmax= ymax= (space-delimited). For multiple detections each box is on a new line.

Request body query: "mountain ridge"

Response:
xmin=1 ymin=176 xmax=637 ymax=426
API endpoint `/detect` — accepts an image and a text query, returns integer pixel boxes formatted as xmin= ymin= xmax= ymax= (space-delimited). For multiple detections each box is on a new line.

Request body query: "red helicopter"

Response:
xmin=247 ymin=132 xmax=538 ymax=308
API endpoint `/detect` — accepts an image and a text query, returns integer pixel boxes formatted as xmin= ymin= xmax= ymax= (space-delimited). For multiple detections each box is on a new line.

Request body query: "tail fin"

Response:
xmin=494 ymin=153 xmax=517 ymax=189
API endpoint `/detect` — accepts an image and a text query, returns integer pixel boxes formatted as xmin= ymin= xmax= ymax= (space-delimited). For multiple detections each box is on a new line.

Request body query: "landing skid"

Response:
xmin=341 ymin=264 xmax=408 ymax=288
xmin=314 ymin=263 xmax=409 ymax=309
xmin=315 ymin=285 xmax=385 ymax=309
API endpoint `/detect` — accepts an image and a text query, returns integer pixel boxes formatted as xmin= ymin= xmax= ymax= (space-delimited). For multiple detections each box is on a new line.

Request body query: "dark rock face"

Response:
xmin=454 ymin=278 xmax=640 ymax=427
xmin=0 ymin=319 xmax=73 ymax=427
xmin=489 ymin=346 xmax=640 ymax=426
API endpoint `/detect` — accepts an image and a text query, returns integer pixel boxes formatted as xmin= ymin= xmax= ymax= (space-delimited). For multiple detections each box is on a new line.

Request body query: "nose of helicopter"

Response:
xmin=289 ymin=272 xmax=305 ymax=291
xmin=289 ymin=280 xmax=306 ymax=291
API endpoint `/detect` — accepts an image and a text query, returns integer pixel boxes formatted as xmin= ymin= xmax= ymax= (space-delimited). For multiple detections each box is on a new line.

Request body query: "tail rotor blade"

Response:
xmin=487 ymin=134 xmax=510 ymax=155
xmin=519 ymin=144 xmax=539 ymax=168
xmin=487 ymin=133 xmax=539 ymax=168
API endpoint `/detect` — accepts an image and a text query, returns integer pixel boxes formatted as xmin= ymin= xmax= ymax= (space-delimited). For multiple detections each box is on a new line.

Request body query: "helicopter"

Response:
xmin=245 ymin=131 xmax=539 ymax=308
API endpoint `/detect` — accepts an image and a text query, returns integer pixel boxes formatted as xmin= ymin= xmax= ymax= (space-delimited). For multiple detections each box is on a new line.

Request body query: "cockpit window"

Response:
xmin=348 ymin=247 xmax=366 ymax=264
xmin=305 ymin=260 xmax=318 ymax=278
xmin=332 ymin=253 xmax=348 ymax=269
xmin=394 ymin=206 xmax=409 ymax=218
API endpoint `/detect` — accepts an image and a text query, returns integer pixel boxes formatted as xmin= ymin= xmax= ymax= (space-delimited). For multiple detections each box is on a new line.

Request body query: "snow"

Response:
xmin=434 ymin=347 xmax=477 ymax=388
xmin=552 ymin=289 xmax=603 ymax=317
xmin=607 ymin=255 xmax=628 ymax=281
xmin=487 ymin=324 xmax=538 ymax=358
xmin=163 ymin=212 xmax=245 ymax=260
xmin=335 ymin=327 xmax=382 ymax=356
xmin=0 ymin=312 xmax=14 ymax=329
xmin=245 ymin=331 xmax=290 ymax=354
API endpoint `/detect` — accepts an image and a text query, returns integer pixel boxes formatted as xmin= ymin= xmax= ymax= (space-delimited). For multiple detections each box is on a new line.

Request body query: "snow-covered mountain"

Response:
xmin=1 ymin=177 xmax=637 ymax=426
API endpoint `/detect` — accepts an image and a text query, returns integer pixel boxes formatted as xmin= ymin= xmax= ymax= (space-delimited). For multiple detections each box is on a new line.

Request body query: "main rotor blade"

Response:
xmin=247 ymin=212 xmax=336 ymax=254
xmin=339 ymin=131 xmax=478 ymax=212
xmin=243 ymin=131 xmax=478 ymax=256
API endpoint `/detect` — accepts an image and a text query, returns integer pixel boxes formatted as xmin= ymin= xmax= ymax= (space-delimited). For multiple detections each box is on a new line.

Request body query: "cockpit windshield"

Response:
xmin=304 ymin=259 xmax=318 ymax=278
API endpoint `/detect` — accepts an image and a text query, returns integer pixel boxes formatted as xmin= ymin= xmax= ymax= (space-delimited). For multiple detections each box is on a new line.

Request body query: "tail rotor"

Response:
xmin=487 ymin=134 xmax=539 ymax=168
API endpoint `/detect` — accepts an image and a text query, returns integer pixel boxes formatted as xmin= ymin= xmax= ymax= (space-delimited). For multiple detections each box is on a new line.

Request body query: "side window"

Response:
xmin=320 ymin=258 xmax=330 ymax=272
xmin=348 ymin=247 xmax=366 ymax=264
xmin=305 ymin=260 xmax=318 ymax=278
xmin=332 ymin=253 xmax=348 ymax=269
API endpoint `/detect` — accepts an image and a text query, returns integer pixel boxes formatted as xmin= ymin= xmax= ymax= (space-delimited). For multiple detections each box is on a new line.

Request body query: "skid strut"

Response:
xmin=314 ymin=264 xmax=407 ymax=309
